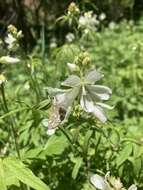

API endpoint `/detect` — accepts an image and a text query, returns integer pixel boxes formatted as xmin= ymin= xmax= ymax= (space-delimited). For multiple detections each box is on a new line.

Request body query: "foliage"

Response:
xmin=0 ymin=2 xmax=143 ymax=190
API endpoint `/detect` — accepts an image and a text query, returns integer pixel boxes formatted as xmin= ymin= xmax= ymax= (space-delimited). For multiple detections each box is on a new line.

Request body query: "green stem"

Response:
xmin=59 ymin=125 xmax=75 ymax=152
xmin=1 ymin=83 xmax=21 ymax=159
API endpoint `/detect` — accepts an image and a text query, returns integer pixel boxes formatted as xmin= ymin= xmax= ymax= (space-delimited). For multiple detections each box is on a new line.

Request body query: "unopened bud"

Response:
xmin=67 ymin=62 xmax=77 ymax=72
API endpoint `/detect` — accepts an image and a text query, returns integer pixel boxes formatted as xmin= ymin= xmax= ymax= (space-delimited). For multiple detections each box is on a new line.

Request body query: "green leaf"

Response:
xmin=5 ymin=166 xmax=20 ymax=187
xmin=71 ymin=157 xmax=83 ymax=179
xmin=44 ymin=134 xmax=69 ymax=156
xmin=36 ymin=99 xmax=51 ymax=110
xmin=83 ymin=130 xmax=93 ymax=155
xmin=116 ymin=143 xmax=132 ymax=167
xmin=0 ymin=159 xmax=7 ymax=190
xmin=22 ymin=147 xmax=43 ymax=159
xmin=3 ymin=157 xmax=50 ymax=190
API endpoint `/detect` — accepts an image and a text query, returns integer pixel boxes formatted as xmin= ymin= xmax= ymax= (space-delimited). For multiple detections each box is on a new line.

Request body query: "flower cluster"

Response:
xmin=5 ymin=24 xmax=23 ymax=51
xmin=78 ymin=11 xmax=99 ymax=33
xmin=44 ymin=52 xmax=112 ymax=134
xmin=90 ymin=173 xmax=137 ymax=190
xmin=66 ymin=33 xmax=75 ymax=43
xmin=0 ymin=25 xmax=22 ymax=65
xmin=67 ymin=2 xmax=80 ymax=16
xmin=0 ymin=25 xmax=22 ymax=85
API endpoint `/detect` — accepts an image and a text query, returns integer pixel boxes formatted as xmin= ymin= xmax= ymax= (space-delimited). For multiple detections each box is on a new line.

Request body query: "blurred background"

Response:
xmin=1 ymin=0 xmax=143 ymax=49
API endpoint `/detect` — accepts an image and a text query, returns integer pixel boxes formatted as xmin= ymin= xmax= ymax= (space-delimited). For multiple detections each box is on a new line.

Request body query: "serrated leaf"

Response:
xmin=116 ymin=143 xmax=132 ymax=167
xmin=3 ymin=157 xmax=50 ymax=190
xmin=0 ymin=159 xmax=7 ymax=190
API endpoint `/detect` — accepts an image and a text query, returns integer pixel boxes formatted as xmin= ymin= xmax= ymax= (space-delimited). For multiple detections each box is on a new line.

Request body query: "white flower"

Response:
xmin=78 ymin=11 xmax=99 ymax=31
xmin=66 ymin=33 xmax=75 ymax=42
xmin=17 ymin=30 xmax=23 ymax=38
xmin=48 ymin=69 xmax=112 ymax=123
xmin=128 ymin=184 xmax=137 ymax=190
xmin=79 ymin=16 xmax=87 ymax=26
xmin=50 ymin=38 xmax=57 ymax=49
xmin=0 ymin=56 xmax=20 ymax=64
xmin=90 ymin=174 xmax=111 ymax=190
xmin=109 ymin=22 xmax=116 ymax=29
xmin=5 ymin=34 xmax=16 ymax=49
xmin=99 ymin=13 xmax=106 ymax=21
xmin=90 ymin=173 xmax=137 ymax=190
xmin=50 ymin=42 xmax=57 ymax=49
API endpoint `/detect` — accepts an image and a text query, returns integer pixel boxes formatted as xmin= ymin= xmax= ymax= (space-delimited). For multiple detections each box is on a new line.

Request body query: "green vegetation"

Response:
xmin=0 ymin=1 xmax=143 ymax=190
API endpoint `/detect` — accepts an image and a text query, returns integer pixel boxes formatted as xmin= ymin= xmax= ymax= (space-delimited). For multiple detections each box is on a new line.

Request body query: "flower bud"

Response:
xmin=67 ymin=62 xmax=77 ymax=72
xmin=7 ymin=25 xmax=17 ymax=35
xmin=82 ymin=57 xmax=91 ymax=66
xmin=68 ymin=2 xmax=80 ymax=15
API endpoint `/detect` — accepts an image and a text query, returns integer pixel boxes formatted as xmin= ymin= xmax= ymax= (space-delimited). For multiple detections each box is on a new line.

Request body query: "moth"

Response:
xmin=42 ymin=97 xmax=67 ymax=135
xmin=48 ymin=98 xmax=66 ymax=129
xmin=42 ymin=95 xmax=71 ymax=135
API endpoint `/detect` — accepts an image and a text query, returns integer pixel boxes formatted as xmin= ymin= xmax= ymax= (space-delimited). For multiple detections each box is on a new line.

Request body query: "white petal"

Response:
xmin=42 ymin=119 xmax=49 ymax=127
xmin=93 ymin=85 xmax=112 ymax=94
xmin=61 ymin=75 xmax=80 ymax=87
xmin=82 ymin=86 xmax=86 ymax=95
xmin=98 ymin=93 xmax=110 ymax=100
xmin=5 ymin=34 xmax=16 ymax=44
xmin=96 ymin=103 xmax=114 ymax=110
xmin=80 ymin=95 xmax=94 ymax=112
xmin=85 ymin=69 xmax=103 ymax=84
xmin=128 ymin=184 xmax=137 ymax=190
xmin=86 ymin=85 xmax=111 ymax=100
xmin=90 ymin=174 xmax=110 ymax=190
xmin=67 ymin=63 xmax=77 ymax=72
xmin=93 ymin=105 xmax=107 ymax=123
xmin=85 ymin=100 xmax=94 ymax=112
xmin=55 ymin=93 xmax=66 ymax=105
xmin=47 ymin=87 xmax=67 ymax=96
xmin=56 ymin=86 xmax=80 ymax=110
xmin=0 ymin=56 xmax=20 ymax=64
xmin=80 ymin=96 xmax=107 ymax=122
xmin=80 ymin=95 xmax=85 ymax=110
xmin=47 ymin=128 xmax=56 ymax=136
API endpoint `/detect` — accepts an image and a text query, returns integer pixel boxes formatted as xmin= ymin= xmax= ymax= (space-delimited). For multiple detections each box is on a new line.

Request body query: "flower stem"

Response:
xmin=0 ymin=83 xmax=21 ymax=159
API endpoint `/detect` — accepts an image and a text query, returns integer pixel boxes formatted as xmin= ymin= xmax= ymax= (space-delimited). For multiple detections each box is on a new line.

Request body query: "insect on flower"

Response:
xmin=42 ymin=97 xmax=70 ymax=135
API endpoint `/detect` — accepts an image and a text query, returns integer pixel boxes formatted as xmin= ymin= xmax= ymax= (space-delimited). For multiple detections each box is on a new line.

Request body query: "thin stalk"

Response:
xmin=59 ymin=125 xmax=75 ymax=152
xmin=0 ymin=83 xmax=21 ymax=159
